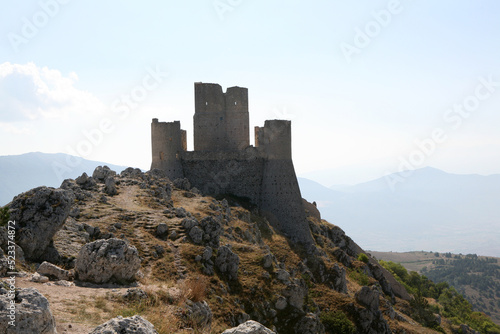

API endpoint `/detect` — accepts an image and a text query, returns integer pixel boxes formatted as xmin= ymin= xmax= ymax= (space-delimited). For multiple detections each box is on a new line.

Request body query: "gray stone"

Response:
xmin=75 ymin=172 xmax=97 ymax=190
xmin=189 ymin=226 xmax=203 ymax=244
xmin=69 ymin=206 xmax=80 ymax=218
xmin=262 ymin=253 xmax=275 ymax=269
xmin=0 ymin=288 xmax=57 ymax=334
xmin=123 ymin=288 xmax=148 ymax=301
xmin=282 ymin=278 xmax=308 ymax=310
xmin=222 ymin=320 xmax=276 ymax=334
xmin=294 ymin=313 xmax=325 ymax=334
xmin=275 ymin=296 xmax=287 ymax=310
xmin=459 ymin=324 xmax=481 ymax=334
xmin=276 ymin=269 xmax=290 ymax=282
xmin=104 ymin=176 xmax=118 ymax=196
xmin=155 ymin=223 xmax=168 ymax=237
xmin=8 ymin=186 xmax=75 ymax=261
xmin=181 ymin=217 xmax=198 ymax=230
xmin=37 ymin=261 xmax=73 ymax=281
xmin=202 ymin=246 xmax=213 ymax=261
xmin=75 ymin=238 xmax=141 ymax=284
xmin=90 ymin=315 xmax=158 ymax=334
xmin=31 ymin=272 xmax=50 ymax=283
xmin=175 ymin=207 xmax=187 ymax=218
xmin=120 ymin=167 xmax=144 ymax=178
xmin=199 ymin=215 xmax=223 ymax=248
xmin=356 ymin=286 xmax=380 ymax=312
xmin=215 ymin=245 xmax=239 ymax=281
xmin=330 ymin=263 xmax=347 ymax=293
xmin=92 ymin=166 xmax=116 ymax=183
xmin=184 ymin=299 xmax=213 ymax=328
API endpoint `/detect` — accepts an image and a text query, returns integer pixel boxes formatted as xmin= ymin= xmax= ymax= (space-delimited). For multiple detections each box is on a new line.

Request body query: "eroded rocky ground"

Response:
xmin=0 ymin=167 xmax=476 ymax=333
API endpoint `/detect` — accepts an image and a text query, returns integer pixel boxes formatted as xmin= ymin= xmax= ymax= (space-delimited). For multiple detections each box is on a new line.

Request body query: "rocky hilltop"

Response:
xmin=0 ymin=166 xmax=491 ymax=333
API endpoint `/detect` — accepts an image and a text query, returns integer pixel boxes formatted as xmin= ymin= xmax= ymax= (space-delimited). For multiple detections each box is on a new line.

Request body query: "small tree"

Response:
xmin=357 ymin=253 xmax=369 ymax=264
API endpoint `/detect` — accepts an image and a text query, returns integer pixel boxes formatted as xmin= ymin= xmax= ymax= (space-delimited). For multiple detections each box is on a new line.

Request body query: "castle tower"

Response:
xmin=256 ymin=120 xmax=313 ymax=245
xmin=194 ymin=82 xmax=249 ymax=151
xmin=224 ymin=86 xmax=249 ymax=150
xmin=150 ymin=119 xmax=185 ymax=179
xmin=255 ymin=120 xmax=292 ymax=159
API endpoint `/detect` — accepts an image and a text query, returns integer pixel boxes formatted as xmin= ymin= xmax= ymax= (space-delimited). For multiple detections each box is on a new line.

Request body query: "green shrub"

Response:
xmin=0 ymin=207 xmax=10 ymax=227
xmin=348 ymin=268 xmax=370 ymax=286
xmin=357 ymin=253 xmax=369 ymax=263
xmin=320 ymin=310 xmax=356 ymax=334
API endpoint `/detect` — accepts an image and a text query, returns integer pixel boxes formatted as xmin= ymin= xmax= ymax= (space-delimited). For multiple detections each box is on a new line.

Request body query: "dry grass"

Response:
xmin=180 ymin=276 xmax=208 ymax=302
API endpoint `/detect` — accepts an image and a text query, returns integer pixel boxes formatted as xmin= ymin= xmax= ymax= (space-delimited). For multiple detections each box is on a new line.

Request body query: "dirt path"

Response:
xmin=17 ymin=277 xmax=130 ymax=334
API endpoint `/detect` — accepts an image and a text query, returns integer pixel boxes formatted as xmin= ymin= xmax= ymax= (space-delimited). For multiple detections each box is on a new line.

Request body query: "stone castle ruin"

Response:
xmin=151 ymin=82 xmax=313 ymax=244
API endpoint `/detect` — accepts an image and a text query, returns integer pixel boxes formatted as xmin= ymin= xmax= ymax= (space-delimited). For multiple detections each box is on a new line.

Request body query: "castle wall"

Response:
xmin=181 ymin=149 xmax=264 ymax=204
xmin=151 ymin=119 xmax=184 ymax=179
xmin=260 ymin=159 xmax=313 ymax=245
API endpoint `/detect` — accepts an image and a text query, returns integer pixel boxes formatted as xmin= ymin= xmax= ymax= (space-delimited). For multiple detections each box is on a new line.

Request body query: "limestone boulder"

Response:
xmin=123 ymin=288 xmax=148 ymax=301
xmin=37 ymin=261 xmax=73 ymax=281
xmin=75 ymin=238 xmax=141 ymax=284
xmin=221 ymin=320 xmax=276 ymax=334
xmin=356 ymin=286 xmax=380 ymax=313
xmin=8 ymin=186 xmax=75 ymax=261
xmin=92 ymin=165 xmax=116 ymax=183
xmin=189 ymin=226 xmax=204 ymax=244
xmin=120 ymin=167 xmax=144 ymax=178
xmin=294 ymin=313 xmax=325 ymax=334
xmin=282 ymin=278 xmax=308 ymax=310
xmin=199 ymin=215 xmax=223 ymax=248
xmin=215 ymin=245 xmax=239 ymax=281
xmin=75 ymin=172 xmax=97 ymax=190
xmin=0 ymin=287 xmax=57 ymax=334
xmin=184 ymin=299 xmax=213 ymax=328
xmin=104 ymin=176 xmax=118 ymax=196
xmin=90 ymin=315 xmax=158 ymax=334
xmin=155 ymin=223 xmax=168 ymax=238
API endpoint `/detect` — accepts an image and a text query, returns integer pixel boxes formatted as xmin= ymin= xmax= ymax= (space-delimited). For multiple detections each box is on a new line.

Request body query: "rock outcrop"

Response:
xmin=0 ymin=287 xmax=57 ymax=334
xmin=90 ymin=315 xmax=158 ymax=334
xmin=215 ymin=244 xmax=240 ymax=281
xmin=0 ymin=249 xmax=8 ymax=277
xmin=184 ymin=299 xmax=213 ymax=328
xmin=75 ymin=238 xmax=141 ymax=284
xmin=222 ymin=320 xmax=276 ymax=334
xmin=8 ymin=186 xmax=75 ymax=261
xmin=92 ymin=165 xmax=116 ymax=183
xmin=294 ymin=313 xmax=325 ymax=334
xmin=37 ymin=261 xmax=73 ymax=281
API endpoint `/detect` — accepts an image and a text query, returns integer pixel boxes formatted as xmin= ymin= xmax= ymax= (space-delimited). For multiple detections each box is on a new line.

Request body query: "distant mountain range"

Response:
xmin=2 ymin=153 xmax=499 ymax=258
xmin=0 ymin=152 xmax=129 ymax=205
xmin=298 ymin=167 xmax=500 ymax=257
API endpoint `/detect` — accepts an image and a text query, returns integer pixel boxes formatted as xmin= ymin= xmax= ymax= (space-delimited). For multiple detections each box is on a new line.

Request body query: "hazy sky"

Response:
xmin=1 ymin=1 xmax=500 ymax=186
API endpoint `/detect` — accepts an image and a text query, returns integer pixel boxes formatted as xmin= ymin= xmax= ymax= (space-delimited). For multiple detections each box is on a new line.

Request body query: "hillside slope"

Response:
xmin=371 ymin=251 xmax=500 ymax=326
xmin=1 ymin=167 xmax=498 ymax=333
